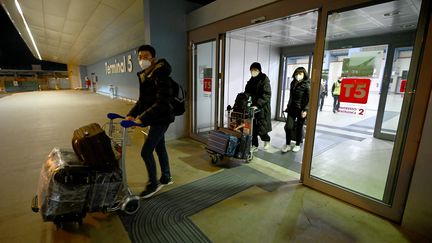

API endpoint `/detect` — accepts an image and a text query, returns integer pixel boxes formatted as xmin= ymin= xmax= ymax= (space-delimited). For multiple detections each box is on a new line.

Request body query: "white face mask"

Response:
xmin=295 ymin=73 xmax=304 ymax=81
xmin=139 ymin=59 xmax=151 ymax=70
xmin=251 ymin=70 xmax=260 ymax=77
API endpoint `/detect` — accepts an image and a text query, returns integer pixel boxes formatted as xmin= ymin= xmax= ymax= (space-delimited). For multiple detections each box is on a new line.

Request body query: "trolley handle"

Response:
xmin=107 ymin=113 xmax=125 ymax=120
xmin=120 ymin=120 xmax=144 ymax=128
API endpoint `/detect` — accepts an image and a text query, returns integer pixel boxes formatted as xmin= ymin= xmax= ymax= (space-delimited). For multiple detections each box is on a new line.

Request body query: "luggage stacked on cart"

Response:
xmin=33 ymin=123 xmax=122 ymax=227
xmin=37 ymin=148 xmax=92 ymax=225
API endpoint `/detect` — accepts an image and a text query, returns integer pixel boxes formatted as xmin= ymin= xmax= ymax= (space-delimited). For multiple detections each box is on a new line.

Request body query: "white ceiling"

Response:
xmin=0 ymin=0 xmax=145 ymax=65
xmin=227 ymin=0 xmax=422 ymax=47
xmin=0 ymin=0 xmax=422 ymax=66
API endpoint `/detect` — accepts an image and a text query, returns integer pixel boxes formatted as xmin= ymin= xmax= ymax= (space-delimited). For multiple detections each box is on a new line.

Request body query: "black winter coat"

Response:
xmin=127 ymin=59 xmax=175 ymax=126
xmin=245 ymin=72 xmax=272 ymax=135
xmin=286 ymin=79 xmax=310 ymax=114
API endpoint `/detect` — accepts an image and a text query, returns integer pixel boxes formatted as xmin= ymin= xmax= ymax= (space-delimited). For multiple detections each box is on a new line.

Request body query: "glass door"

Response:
xmin=303 ymin=0 xmax=426 ymax=222
xmin=191 ymin=40 xmax=217 ymax=142
xmin=278 ymin=55 xmax=313 ymax=120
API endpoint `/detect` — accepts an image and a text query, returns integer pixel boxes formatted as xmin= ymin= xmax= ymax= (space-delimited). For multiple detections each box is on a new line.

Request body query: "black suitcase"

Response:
xmin=236 ymin=134 xmax=251 ymax=159
xmin=72 ymin=123 xmax=118 ymax=171
xmin=37 ymin=148 xmax=91 ymax=223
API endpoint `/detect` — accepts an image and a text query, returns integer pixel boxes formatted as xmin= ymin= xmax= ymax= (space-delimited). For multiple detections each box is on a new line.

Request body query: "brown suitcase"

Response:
xmin=72 ymin=123 xmax=118 ymax=171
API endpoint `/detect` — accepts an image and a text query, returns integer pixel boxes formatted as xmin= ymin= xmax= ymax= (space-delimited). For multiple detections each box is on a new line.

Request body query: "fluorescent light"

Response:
xmin=15 ymin=0 xmax=42 ymax=60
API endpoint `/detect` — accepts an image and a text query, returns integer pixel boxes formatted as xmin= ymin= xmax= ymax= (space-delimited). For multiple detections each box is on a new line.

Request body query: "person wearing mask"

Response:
xmin=332 ymin=77 xmax=342 ymax=113
xmin=245 ymin=62 xmax=272 ymax=152
xmin=125 ymin=45 xmax=175 ymax=199
xmin=281 ymin=67 xmax=310 ymax=153
xmin=318 ymin=79 xmax=328 ymax=111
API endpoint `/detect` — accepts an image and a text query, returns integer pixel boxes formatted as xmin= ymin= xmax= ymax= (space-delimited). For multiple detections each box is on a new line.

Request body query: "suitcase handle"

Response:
xmin=107 ymin=113 xmax=125 ymax=120
xmin=120 ymin=120 xmax=144 ymax=128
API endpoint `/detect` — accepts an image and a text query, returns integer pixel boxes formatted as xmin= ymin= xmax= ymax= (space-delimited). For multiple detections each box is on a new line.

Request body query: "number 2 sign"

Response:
xmin=339 ymin=78 xmax=371 ymax=104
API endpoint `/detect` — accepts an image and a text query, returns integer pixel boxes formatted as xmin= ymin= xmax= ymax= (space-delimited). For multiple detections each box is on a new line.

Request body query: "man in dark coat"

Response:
xmin=126 ymin=45 xmax=175 ymax=198
xmin=245 ymin=62 xmax=272 ymax=152
xmin=282 ymin=66 xmax=310 ymax=153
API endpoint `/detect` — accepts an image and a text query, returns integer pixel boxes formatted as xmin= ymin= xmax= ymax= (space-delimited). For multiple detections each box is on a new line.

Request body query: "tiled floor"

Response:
xmin=0 ymin=90 xmax=425 ymax=242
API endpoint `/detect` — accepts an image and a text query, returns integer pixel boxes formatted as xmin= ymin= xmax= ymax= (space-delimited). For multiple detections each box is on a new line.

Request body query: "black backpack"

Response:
xmin=233 ymin=92 xmax=250 ymax=113
xmin=170 ymin=78 xmax=186 ymax=116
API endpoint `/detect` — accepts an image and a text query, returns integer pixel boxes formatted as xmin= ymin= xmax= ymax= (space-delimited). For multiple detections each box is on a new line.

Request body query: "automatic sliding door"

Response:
xmin=304 ymin=0 xmax=424 ymax=222
xmin=192 ymin=40 xmax=217 ymax=141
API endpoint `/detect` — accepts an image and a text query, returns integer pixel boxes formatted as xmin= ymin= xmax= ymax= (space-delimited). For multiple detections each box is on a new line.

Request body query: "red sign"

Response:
xmin=203 ymin=78 xmax=212 ymax=92
xmin=400 ymin=79 xmax=407 ymax=93
xmin=339 ymin=78 xmax=371 ymax=104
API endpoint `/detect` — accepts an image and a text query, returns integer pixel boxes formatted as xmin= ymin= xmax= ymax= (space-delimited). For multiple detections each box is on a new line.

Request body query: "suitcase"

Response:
xmin=226 ymin=135 xmax=238 ymax=157
xmin=88 ymin=171 xmax=122 ymax=212
xmin=37 ymin=148 xmax=91 ymax=222
xmin=236 ymin=134 xmax=251 ymax=159
xmin=207 ymin=130 xmax=238 ymax=156
xmin=207 ymin=130 xmax=229 ymax=155
xmin=72 ymin=123 xmax=118 ymax=171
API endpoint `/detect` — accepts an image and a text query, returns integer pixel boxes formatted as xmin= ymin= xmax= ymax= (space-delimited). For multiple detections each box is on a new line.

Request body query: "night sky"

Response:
xmin=0 ymin=6 xmax=66 ymax=71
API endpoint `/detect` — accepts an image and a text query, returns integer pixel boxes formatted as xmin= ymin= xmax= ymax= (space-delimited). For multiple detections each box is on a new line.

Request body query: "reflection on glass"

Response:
xmin=310 ymin=0 xmax=421 ymax=201
xmin=381 ymin=47 xmax=413 ymax=135
xmin=193 ymin=41 xmax=217 ymax=138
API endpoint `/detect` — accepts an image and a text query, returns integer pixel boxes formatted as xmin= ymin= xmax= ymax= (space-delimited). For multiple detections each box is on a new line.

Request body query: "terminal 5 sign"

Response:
xmin=105 ymin=54 xmax=133 ymax=75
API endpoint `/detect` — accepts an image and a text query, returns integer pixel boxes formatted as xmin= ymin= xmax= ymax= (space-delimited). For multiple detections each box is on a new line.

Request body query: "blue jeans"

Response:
xmin=141 ymin=124 xmax=170 ymax=186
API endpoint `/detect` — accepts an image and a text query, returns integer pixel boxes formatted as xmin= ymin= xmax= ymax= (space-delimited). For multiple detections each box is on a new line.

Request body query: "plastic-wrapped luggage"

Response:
xmin=88 ymin=171 xmax=122 ymax=212
xmin=37 ymin=148 xmax=91 ymax=223
xmin=72 ymin=123 xmax=118 ymax=171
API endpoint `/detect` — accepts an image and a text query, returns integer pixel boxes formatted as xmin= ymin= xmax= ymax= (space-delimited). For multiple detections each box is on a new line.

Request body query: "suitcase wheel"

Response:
xmin=246 ymin=152 xmax=253 ymax=163
xmin=121 ymin=196 xmax=140 ymax=215
xmin=210 ymin=154 xmax=222 ymax=164
xmin=31 ymin=195 xmax=39 ymax=213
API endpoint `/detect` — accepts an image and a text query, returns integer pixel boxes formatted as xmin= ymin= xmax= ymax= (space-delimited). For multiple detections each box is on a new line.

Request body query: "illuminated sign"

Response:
xmin=105 ymin=54 xmax=133 ymax=75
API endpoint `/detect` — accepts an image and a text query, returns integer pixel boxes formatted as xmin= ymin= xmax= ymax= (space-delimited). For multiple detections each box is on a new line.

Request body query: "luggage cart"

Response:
xmin=31 ymin=113 xmax=140 ymax=228
xmin=206 ymin=106 xmax=259 ymax=164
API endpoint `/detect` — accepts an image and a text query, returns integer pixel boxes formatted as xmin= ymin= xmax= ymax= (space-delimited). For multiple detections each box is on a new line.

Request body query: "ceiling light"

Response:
xmin=400 ymin=24 xmax=415 ymax=29
xmin=384 ymin=11 xmax=400 ymax=17
xmin=15 ymin=0 xmax=42 ymax=60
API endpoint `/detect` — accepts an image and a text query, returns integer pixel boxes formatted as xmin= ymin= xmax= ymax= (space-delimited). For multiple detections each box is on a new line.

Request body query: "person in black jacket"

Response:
xmin=281 ymin=67 xmax=310 ymax=153
xmin=245 ymin=62 xmax=272 ymax=152
xmin=125 ymin=45 xmax=175 ymax=198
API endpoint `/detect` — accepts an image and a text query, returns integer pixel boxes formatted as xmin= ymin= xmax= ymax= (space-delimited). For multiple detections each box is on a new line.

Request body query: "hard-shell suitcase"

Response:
xmin=236 ymin=134 xmax=251 ymax=159
xmin=72 ymin=123 xmax=118 ymax=171
xmin=37 ymin=148 xmax=91 ymax=223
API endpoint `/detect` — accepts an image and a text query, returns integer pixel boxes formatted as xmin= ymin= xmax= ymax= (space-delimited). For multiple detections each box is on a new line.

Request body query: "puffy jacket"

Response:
xmin=127 ymin=59 xmax=175 ymax=126
xmin=286 ymin=79 xmax=310 ymax=113
xmin=245 ymin=72 xmax=272 ymax=135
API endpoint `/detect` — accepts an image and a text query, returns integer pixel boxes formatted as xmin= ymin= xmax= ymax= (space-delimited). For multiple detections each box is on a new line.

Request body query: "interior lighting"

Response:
xmin=384 ymin=11 xmax=400 ymax=17
xmin=15 ymin=0 xmax=42 ymax=60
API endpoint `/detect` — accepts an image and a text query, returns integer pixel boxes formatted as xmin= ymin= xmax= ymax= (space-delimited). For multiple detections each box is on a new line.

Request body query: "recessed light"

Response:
xmin=400 ymin=24 xmax=415 ymax=29
xmin=384 ymin=11 xmax=400 ymax=17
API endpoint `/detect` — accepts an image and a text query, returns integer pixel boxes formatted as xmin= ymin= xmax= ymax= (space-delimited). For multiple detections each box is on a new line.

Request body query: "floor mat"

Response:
xmin=120 ymin=165 xmax=282 ymax=243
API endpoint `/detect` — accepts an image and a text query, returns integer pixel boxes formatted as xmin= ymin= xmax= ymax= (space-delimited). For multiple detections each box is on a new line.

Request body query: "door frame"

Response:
xmin=301 ymin=0 xmax=432 ymax=222
xmin=187 ymin=0 xmax=432 ymax=222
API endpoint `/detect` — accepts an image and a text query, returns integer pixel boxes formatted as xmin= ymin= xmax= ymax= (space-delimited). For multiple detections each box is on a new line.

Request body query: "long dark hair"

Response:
xmin=292 ymin=67 xmax=309 ymax=81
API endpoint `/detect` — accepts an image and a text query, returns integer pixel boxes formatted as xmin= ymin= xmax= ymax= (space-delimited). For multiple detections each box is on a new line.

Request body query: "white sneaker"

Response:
xmin=263 ymin=141 xmax=271 ymax=150
xmin=251 ymin=146 xmax=258 ymax=153
xmin=292 ymin=145 xmax=301 ymax=152
xmin=281 ymin=144 xmax=291 ymax=153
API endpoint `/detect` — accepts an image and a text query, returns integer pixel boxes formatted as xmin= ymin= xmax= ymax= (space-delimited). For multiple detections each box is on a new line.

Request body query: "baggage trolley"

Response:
xmin=31 ymin=113 xmax=140 ymax=228
xmin=206 ymin=106 xmax=259 ymax=164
